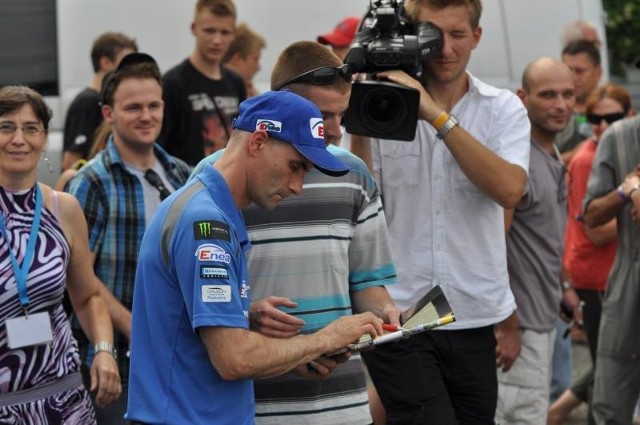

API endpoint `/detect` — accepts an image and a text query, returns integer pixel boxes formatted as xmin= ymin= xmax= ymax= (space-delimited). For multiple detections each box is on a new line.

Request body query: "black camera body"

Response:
xmin=344 ymin=0 xmax=442 ymax=141
xmin=345 ymin=0 xmax=442 ymax=75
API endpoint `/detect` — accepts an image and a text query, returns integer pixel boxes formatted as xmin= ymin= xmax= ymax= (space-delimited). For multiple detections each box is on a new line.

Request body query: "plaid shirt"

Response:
xmin=65 ymin=138 xmax=191 ymax=385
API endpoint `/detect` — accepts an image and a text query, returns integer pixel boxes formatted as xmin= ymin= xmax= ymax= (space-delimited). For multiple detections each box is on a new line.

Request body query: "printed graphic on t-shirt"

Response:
xmin=188 ymin=93 xmax=238 ymax=155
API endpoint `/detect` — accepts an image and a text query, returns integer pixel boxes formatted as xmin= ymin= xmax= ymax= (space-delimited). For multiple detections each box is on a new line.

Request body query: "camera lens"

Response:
xmin=344 ymin=80 xmax=419 ymax=141
xmin=360 ymin=86 xmax=407 ymax=134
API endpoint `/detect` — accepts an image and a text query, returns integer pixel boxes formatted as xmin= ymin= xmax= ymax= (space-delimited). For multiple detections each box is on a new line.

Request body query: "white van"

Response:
xmin=13 ymin=0 xmax=608 ymax=185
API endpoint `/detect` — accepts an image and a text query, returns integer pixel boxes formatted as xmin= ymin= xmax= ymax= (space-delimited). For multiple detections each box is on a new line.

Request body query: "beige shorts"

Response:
xmin=495 ymin=327 xmax=556 ymax=425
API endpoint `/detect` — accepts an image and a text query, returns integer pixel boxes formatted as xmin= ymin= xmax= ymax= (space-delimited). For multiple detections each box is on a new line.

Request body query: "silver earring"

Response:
xmin=44 ymin=150 xmax=54 ymax=174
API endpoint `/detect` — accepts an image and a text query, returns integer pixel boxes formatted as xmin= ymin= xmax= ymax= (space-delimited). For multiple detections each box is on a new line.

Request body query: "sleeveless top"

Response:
xmin=0 ymin=185 xmax=81 ymax=393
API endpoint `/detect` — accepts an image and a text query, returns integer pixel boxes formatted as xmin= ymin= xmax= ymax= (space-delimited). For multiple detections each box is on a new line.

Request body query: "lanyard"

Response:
xmin=0 ymin=185 xmax=43 ymax=310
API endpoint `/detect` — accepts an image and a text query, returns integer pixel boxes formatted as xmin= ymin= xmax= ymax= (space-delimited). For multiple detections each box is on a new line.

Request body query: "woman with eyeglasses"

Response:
xmin=0 ymin=86 xmax=120 ymax=424
xmin=548 ymin=83 xmax=634 ymax=425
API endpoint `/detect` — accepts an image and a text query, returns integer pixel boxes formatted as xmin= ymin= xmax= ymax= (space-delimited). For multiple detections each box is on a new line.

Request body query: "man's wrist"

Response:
xmin=561 ymin=280 xmax=573 ymax=292
xmin=434 ymin=114 xmax=459 ymax=139
xmin=617 ymin=185 xmax=632 ymax=203
xmin=628 ymin=182 xmax=640 ymax=199
xmin=431 ymin=111 xmax=449 ymax=129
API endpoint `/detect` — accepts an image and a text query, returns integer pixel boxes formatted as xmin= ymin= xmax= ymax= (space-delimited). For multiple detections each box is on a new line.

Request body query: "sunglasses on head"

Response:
xmin=274 ymin=65 xmax=353 ymax=91
xmin=586 ymin=112 xmax=626 ymax=125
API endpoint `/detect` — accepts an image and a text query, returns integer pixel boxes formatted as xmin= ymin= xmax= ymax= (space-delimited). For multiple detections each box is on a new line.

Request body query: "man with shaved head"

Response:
xmin=496 ymin=57 xmax=583 ymax=425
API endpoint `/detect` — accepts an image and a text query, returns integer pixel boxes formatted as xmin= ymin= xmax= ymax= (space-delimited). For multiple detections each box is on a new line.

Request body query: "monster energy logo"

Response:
xmin=199 ymin=222 xmax=212 ymax=236
xmin=193 ymin=220 xmax=231 ymax=241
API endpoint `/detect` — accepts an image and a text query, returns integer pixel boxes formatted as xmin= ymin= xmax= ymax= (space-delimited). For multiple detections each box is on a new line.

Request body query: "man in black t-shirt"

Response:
xmin=159 ymin=0 xmax=246 ymax=166
xmin=62 ymin=32 xmax=137 ymax=170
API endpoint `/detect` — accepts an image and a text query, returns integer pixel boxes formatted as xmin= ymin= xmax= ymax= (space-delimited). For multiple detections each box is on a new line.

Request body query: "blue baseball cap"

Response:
xmin=232 ymin=90 xmax=349 ymax=177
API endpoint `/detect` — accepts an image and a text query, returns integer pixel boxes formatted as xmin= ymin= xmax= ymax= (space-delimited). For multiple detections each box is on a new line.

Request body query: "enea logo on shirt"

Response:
xmin=310 ymin=118 xmax=324 ymax=139
xmin=256 ymin=119 xmax=282 ymax=133
xmin=201 ymin=285 xmax=232 ymax=303
xmin=193 ymin=220 xmax=231 ymax=241
xmin=195 ymin=244 xmax=231 ymax=264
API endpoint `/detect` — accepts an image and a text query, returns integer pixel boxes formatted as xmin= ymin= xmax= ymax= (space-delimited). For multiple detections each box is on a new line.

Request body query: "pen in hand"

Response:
xmin=382 ymin=324 xmax=406 ymax=332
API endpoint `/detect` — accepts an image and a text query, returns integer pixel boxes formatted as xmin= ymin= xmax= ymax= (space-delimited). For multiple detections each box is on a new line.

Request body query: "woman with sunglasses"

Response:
xmin=548 ymin=83 xmax=634 ymax=425
xmin=0 ymin=86 xmax=120 ymax=424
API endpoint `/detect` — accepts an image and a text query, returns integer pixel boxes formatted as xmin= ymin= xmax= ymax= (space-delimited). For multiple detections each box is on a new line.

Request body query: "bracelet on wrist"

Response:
xmin=94 ymin=341 xmax=117 ymax=359
xmin=617 ymin=185 xmax=631 ymax=203
xmin=432 ymin=111 xmax=449 ymax=129
xmin=436 ymin=114 xmax=459 ymax=139
xmin=561 ymin=280 xmax=573 ymax=292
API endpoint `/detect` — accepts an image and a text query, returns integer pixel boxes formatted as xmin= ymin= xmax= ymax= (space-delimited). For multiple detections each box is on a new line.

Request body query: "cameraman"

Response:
xmin=357 ymin=0 xmax=530 ymax=423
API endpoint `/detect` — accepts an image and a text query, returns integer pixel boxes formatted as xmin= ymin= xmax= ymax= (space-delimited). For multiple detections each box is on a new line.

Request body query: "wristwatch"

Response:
xmin=561 ymin=280 xmax=573 ymax=292
xmin=436 ymin=114 xmax=459 ymax=139
xmin=94 ymin=341 xmax=117 ymax=359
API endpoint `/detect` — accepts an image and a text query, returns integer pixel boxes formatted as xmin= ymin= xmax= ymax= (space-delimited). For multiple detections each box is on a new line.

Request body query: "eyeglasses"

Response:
xmin=586 ymin=112 xmax=626 ymax=125
xmin=144 ymin=169 xmax=171 ymax=201
xmin=0 ymin=123 xmax=45 ymax=141
xmin=273 ymin=65 xmax=353 ymax=91
xmin=558 ymin=164 xmax=572 ymax=203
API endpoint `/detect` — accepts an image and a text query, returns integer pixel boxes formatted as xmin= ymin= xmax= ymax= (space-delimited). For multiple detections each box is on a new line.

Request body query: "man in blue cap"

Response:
xmin=126 ymin=90 xmax=383 ymax=425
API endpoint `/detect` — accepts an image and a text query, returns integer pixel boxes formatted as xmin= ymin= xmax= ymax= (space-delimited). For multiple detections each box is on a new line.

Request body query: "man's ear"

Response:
xmin=247 ymin=130 xmax=269 ymax=156
xmin=102 ymin=104 xmax=113 ymax=123
xmin=99 ymin=55 xmax=116 ymax=73
xmin=516 ymin=88 xmax=527 ymax=104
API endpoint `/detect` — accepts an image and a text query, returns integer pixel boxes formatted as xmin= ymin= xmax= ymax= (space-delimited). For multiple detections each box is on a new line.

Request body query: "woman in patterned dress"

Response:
xmin=0 ymin=86 xmax=121 ymax=424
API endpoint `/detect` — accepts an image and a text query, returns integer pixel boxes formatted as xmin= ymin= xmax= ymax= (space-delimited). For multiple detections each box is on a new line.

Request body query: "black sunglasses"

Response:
xmin=274 ymin=65 xmax=353 ymax=91
xmin=586 ymin=112 xmax=626 ymax=125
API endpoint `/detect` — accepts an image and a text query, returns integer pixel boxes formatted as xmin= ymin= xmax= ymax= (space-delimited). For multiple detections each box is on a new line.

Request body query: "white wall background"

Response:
xmin=50 ymin=0 xmax=607 ymax=132
xmin=39 ymin=0 xmax=606 ymax=186
xmin=53 ymin=0 xmax=607 ymax=127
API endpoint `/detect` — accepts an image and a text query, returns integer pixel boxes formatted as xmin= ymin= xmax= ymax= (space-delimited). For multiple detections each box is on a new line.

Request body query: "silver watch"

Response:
xmin=436 ymin=114 xmax=459 ymax=139
xmin=94 ymin=341 xmax=117 ymax=359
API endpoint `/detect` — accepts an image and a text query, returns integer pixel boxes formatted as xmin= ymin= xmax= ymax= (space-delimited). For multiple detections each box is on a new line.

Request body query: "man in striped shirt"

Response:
xmin=191 ymin=41 xmax=400 ymax=424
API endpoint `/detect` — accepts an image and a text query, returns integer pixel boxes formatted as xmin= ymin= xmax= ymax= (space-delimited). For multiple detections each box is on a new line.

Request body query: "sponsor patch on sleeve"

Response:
xmin=195 ymin=244 xmax=232 ymax=263
xmin=193 ymin=220 xmax=231 ymax=241
xmin=201 ymin=285 xmax=232 ymax=302
xmin=200 ymin=265 xmax=229 ymax=279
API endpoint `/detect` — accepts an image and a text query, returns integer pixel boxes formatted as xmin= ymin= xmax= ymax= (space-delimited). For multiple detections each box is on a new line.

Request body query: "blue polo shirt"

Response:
xmin=127 ymin=165 xmax=253 ymax=424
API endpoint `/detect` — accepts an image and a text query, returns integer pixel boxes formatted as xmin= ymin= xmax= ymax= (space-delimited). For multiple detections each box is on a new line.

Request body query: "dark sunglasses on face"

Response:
xmin=273 ymin=65 xmax=353 ymax=91
xmin=586 ymin=112 xmax=626 ymax=125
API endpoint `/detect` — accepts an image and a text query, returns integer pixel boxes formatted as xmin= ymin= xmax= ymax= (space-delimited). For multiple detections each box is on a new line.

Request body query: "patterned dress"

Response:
xmin=0 ymin=186 xmax=96 ymax=424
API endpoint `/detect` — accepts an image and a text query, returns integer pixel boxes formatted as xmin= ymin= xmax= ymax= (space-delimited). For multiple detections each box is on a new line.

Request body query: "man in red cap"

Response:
xmin=317 ymin=16 xmax=360 ymax=61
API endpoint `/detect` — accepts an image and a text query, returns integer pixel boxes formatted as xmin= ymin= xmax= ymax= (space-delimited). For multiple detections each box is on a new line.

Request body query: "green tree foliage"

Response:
xmin=604 ymin=0 xmax=640 ymax=76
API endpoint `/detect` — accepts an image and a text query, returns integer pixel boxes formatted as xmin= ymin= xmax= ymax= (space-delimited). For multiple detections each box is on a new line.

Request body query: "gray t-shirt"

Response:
xmin=125 ymin=161 xmax=176 ymax=225
xmin=584 ymin=116 xmax=640 ymax=356
xmin=507 ymin=140 xmax=567 ymax=332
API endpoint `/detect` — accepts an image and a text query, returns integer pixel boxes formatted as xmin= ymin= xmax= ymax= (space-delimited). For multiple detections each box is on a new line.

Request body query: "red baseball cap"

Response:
xmin=317 ymin=16 xmax=360 ymax=47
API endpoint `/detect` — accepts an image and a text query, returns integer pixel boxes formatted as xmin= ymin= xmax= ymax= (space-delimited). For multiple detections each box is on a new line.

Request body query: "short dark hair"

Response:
xmin=102 ymin=61 xmax=162 ymax=107
xmin=195 ymin=0 xmax=236 ymax=19
xmin=0 ymin=86 xmax=52 ymax=132
xmin=90 ymin=32 xmax=138 ymax=73
xmin=271 ymin=41 xmax=350 ymax=95
xmin=405 ymin=0 xmax=483 ymax=29
xmin=562 ymin=39 xmax=601 ymax=67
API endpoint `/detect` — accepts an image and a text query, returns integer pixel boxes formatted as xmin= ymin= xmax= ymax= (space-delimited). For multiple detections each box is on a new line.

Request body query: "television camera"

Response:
xmin=343 ymin=0 xmax=442 ymax=141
